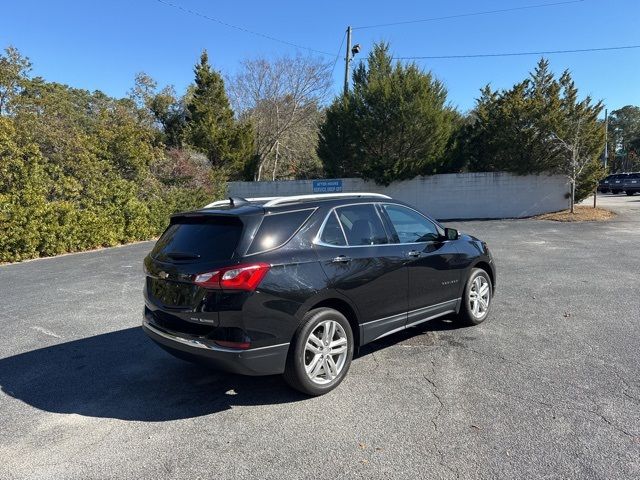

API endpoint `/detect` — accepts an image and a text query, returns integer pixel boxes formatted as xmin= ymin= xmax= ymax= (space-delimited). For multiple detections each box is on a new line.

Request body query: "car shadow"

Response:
xmin=0 ymin=327 xmax=306 ymax=422
xmin=0 ymin=318 xmax=465 ymax=422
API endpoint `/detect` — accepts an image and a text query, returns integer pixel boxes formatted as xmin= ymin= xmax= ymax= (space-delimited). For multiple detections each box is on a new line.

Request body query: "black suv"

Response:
xmin=598 ymin=174 xmax=615 ymax=193
xmin=622 ymin=173 xmax=640 ymax=195
xmin=143 ymin=193 xmax=496 ymax=395
xmin=608 ymin=173 xmax=629 ymax=194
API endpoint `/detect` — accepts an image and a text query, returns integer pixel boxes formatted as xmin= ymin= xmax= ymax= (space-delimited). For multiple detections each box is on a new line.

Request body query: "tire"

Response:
xmin=626 ymin=191 xmax=635 ymax=196
xmin=283 ymin=308 xmax=354 ymax=396
xmin=612 ymin=190 xmax=621 ymax=194
xmin=456 ymin=268 xmax=493 ymax=326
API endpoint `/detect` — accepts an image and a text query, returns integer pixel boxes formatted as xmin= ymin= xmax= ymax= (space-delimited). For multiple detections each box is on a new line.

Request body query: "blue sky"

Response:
xmin=3 ymin=0 xmax=638 ymax=113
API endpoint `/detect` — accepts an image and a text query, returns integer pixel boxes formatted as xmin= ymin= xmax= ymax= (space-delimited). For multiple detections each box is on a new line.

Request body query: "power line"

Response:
xmin=353 ymin=0 xmax=584 ymax=30
xmin=394 ymin=44 xmax=640 ymax=60
xmin=330 ymin=30 xmax=347 ymax=77
xmin=155 ymin=0 xmax=334 ymax=56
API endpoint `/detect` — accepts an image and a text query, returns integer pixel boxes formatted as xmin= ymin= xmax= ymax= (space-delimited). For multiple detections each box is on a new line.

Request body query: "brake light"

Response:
xmin=194 ymin=263 xmax=270 ymax=291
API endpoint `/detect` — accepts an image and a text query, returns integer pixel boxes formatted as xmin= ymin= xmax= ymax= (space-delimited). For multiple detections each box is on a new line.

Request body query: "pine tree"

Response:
xmin=461 ymin=57 xmax=605 ymax=203
xmin=185 ymin=50 xmax=253 ymax=178
xmin=318 ymin=43 xmax=455 ymax=185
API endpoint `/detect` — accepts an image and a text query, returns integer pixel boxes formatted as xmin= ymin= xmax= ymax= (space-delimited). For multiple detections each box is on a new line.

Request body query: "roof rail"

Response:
xmin=263 ymin=192 xmax=390 ymax=207
xmin=203 ymin=192 xmax=391 ymax=209
xmin=203 ymin=196 xmax=278 ymax=208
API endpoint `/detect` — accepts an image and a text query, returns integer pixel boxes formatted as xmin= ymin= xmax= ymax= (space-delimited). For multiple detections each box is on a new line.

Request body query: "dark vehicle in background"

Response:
xmin=598 ymin=174 xmax=616 ymax=193
xmin=607 ymin=173 xmax=629 ymax=194
xmin=142 ymin=193 xmax=496 ymax=395
xmin=622 ymin=173 xmax=640 ymax=195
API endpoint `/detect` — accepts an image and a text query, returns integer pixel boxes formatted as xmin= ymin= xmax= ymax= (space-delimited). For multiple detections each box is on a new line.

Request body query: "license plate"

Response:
xmin=148 ymin=277 xmax=197 ymax=307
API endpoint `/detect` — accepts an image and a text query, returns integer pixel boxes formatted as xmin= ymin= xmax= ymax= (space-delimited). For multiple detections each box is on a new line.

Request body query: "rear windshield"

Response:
xmin=152 ymin=216 xmax=242 ymax=263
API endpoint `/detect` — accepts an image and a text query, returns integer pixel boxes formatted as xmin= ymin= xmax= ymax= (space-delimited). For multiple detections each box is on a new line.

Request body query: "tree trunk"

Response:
xmin=272 ymin=140 xmax=279 ymax=181
xmin=570 ymin=180 xmax=576 ymax=214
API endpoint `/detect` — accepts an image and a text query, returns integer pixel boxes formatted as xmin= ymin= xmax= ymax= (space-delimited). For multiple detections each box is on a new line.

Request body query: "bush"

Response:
xmin=0 ymin=111 xmax=225 ymax=263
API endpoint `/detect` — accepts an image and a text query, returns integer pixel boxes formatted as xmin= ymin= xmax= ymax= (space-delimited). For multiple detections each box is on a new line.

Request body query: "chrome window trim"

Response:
xmin=334 ymin=202 xmax=391 ymax=246
xmin=246 ymin=207 xmax=317 ymax=256
xmin=316 ymin=209 xmax=348 ymax=247
xmin=314 ymin=202 xmax=445 ymax=249
xmin=314 ymin=202 xmax=390 ymax=248
xmin=335 ymin=210 xmax=349 ymax=245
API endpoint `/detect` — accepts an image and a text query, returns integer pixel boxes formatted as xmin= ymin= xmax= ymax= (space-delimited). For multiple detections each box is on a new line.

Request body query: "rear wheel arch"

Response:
xmin=304 ymin=297 xmax=361 ymax=349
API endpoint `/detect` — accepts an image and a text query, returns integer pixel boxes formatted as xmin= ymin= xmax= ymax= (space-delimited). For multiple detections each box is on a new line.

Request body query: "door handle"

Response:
xmin=407 ymin=250 xmax=421 ymax=258
xmin=332 ymin=255 xmax=352 ymax=263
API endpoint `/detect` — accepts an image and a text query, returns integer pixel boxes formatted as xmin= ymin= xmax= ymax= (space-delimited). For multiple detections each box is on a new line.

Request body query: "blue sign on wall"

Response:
xmin=312 ymin=179 xmax=343 ymax=193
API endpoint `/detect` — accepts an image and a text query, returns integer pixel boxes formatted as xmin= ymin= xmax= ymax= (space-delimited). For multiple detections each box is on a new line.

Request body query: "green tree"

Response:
xmin=0 ymin=117 xmax=49 ymax=261
xmin=318 ymin=97 xmax=360 ymax=178
xmin=0 ymin=46 xmax=31 ymax=115
xmin=318 ymin=43 xmax=455 ymax=185
xmin=185 ymin=50 xmax=253 ymax=178
xmin=0 ymin=45 xmax=224 ymax=262
xmin=129 ymin=72 xmax=186 ymax=147
xmin=461 ymin=58 xmax=604 ymax=203
xmin=608 ymin=105 xmax=640 ymax=171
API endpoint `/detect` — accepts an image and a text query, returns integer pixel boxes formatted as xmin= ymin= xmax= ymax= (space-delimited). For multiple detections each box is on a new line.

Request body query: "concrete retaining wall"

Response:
xmin=228 ymin=172 xmax=569 ymax=220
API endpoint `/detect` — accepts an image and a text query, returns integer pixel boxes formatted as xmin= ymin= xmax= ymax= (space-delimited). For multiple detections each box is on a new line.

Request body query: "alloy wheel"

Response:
xmin=469 ymin=275 xmax=490 ymax=320
xmin=304 ymin=320 xmax=348 ymax=385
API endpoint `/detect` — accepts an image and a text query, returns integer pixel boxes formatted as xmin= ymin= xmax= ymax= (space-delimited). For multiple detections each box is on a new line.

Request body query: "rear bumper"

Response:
xmin=142 ymin=316 xmax=289 ymax=376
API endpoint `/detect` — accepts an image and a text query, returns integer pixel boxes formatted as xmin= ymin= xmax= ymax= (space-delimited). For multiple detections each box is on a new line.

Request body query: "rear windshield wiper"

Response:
xmin=165 ymin=251 xmax=201 ymax=260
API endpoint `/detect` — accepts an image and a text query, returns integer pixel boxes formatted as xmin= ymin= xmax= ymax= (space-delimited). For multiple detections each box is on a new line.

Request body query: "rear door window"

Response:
xmin=319 ymin=211 xmax=347 ymax=246
xmin=152 ymin=216 xmax=242 ymax=262
xmin=247 ymin=209 xmax=315 ymax=255
xmin=335 ymin=204 xmax=389 ymax=245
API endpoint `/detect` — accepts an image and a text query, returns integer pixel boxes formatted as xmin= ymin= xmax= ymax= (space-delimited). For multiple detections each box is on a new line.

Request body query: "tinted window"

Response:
xmin=383 ymin=204 xmax=440 ymax=243
xmin=336 ymin=204 xmax=388 ymax=246
xmin=320 ymin=211 xmax=347 ymax=246
xmin=152 ymin=216 xmax=242 ymax=262
xmin=247 ymin=209 xmax=314 ymax=254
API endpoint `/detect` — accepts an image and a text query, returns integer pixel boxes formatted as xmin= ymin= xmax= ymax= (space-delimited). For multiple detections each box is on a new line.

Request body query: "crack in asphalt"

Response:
xmin=481 ymin=386 xmax=638 ymax=441
xmin=583 ymin=339 xmax=640 ymax=404
xmin=398 ymin=335 xmax=639 ymax=446
xmin=440 ymin=338 xmax=640 ymax=441
xmin=369 ymin=351 xmax=380 ymax=374
xmin=423 ymin=357 xmax=460 ymax=480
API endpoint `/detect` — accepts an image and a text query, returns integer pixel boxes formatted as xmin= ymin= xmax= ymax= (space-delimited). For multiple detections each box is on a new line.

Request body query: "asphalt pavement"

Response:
xmin=0 ymin=194 xmax=638 ymax=479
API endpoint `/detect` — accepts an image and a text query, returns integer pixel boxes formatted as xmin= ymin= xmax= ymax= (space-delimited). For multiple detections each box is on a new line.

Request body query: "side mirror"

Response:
xmin=444 ymin=227 xmax=459 ymax=241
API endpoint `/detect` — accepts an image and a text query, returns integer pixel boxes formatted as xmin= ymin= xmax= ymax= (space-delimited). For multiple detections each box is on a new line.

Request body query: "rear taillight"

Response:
xmin=194 ymin=263 xmax=270 ymax=291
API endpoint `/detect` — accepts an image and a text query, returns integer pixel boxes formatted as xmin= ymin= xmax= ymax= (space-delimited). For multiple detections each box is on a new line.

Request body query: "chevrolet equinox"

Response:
xmin=142 ymin=193 xmax=496 ymax=395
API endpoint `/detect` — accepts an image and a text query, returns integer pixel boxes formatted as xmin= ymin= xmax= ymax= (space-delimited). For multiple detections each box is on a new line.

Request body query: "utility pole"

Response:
xmin=595 ymin=108 xmax=609 ymax=208
xmin=343 ymin=26 xmax=352 ymax=96
xmin=604 ymin=108 xmax=608 ymax=170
